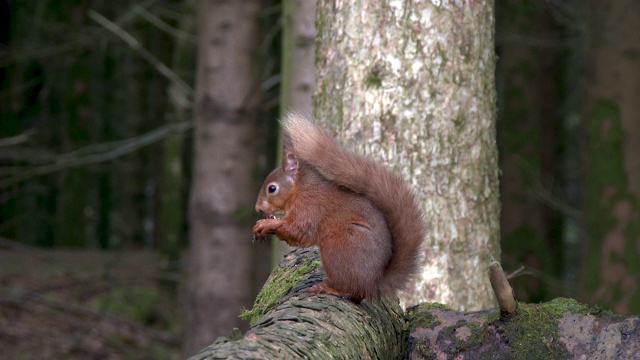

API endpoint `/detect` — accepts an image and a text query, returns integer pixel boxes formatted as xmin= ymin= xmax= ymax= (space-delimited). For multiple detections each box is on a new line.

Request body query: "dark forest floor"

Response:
xmin=0 ymin=249 xmax=182 ymax=360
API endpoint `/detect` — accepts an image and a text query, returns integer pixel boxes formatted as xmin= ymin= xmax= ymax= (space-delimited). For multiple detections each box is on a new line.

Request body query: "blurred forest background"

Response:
xmin=0 ymin=0 xmax=638 ymax=359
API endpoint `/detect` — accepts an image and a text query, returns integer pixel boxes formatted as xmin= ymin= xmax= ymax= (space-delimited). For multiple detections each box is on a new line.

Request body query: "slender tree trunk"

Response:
xmin=496 ymin=2 xmax=563 ymax=302
xmin=145 ymin=23 xmax=173 ymax=250
xmin=581 ymin=0 xmax=640 ymax=315
xmin=122 ymin=22 xmax=147 ymax=248
xmin=315 ymin=1 xmax=499 ymax=310
xmin=105 ymin=19 xmax=137 ymax=249
xmin=557 ymin=0 xmax=587 ymax=300
xmin=54 ymin=0 xmax=91 ymax=248
xmin=183 ymin=0 xmax=269 ymax=355
xmin=158 ymin=4 xmax=195 ymax=265
xmin=273 ymin=0 xmax=317 ymax=263
xmin=280 ymin=0 xmax=316 ymax=120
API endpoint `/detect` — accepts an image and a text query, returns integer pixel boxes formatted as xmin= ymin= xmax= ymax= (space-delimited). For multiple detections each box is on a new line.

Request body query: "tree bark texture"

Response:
xmin=188 ymin=248 xmax=408 ymax=360
xmin=314 ymin=1 xmax=500 ymax=310
xmin=406 ymin=299 xmax=640 ymax=359
xmin=183 ymin=0 xmax=270 ymax=355
xmin=273 ymin=0 xmax=318 ymax=264
xmin=581 ymin=0 xmax=640 ymax=315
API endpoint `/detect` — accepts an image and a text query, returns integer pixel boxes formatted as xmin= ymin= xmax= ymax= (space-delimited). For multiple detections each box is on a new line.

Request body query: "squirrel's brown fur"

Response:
xmin=253 ymin=113 xmax=425 ymax=302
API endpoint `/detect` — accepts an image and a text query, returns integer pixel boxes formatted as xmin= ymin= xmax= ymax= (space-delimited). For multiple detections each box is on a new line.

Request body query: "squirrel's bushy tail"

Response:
xmin=283 ymin=113 xmax=426 ymax=298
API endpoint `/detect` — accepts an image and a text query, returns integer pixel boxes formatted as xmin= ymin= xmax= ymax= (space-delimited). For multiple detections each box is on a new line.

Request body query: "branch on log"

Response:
xmin=489 ymin=260 xmax=517 ymax=314
xmin=188 ymin=247 xmax=409 ymax=359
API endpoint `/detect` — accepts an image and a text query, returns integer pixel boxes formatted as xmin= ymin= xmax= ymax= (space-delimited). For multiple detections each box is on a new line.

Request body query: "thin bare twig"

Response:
xmin=88 ymin=9 xmax=193 ymax=105
xmin=0 ymin=120 xmax=192 ymax=187
xmin=501 ymin=255 xmax=573 ymax=295
xmin=0 ymin=129 xmax=36 ymax=147
xmin=505 ymin=265 xmax=530 ymax=279
xmin=134 ymin=5 xmax=196 ymax=43
xmin=531 ymin=181 xmax=582 ymax=220
xmin=513 ymin=154 xmax=582 ymax=220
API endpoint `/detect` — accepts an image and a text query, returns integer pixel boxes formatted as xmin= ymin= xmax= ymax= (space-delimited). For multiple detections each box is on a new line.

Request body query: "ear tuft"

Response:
xmin=283 ymin=152 xmax=299 ymax=173
xmin=282 ymin=132 xmax=293 ymax=160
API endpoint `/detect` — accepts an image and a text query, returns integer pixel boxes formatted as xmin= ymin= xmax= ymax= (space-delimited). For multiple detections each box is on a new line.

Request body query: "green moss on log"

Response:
xmin=241 ymin=259 xmax=321 ymax=324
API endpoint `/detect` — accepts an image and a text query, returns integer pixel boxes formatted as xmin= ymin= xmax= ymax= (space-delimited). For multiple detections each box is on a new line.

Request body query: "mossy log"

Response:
xmin=406 ymin=297 xmax=640 ymax=359
xmin=406 ymin=262 xmax=640 ymax=359
xmin=190 ymin=248 xmax=639 ymax=359
xmin=188 ymin=247 xmax=408 ymax=360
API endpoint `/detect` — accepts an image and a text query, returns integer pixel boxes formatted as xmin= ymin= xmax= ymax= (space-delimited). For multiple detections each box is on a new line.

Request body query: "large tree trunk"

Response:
xmin=314 ymin=1 xmax=500 ymax=309
xmin=182 ymin=0 xmax=270 ymax=355
xmin=581 ymin=0 xmax=640 ymax=315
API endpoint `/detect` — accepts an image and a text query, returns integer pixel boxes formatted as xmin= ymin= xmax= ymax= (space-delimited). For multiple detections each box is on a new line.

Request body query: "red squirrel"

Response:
xmin=252 ymin=114 xmax=425 ymax=302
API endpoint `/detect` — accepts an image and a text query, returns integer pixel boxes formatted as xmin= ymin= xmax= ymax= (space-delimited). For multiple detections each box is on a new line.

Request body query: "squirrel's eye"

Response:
xmin=268 ymin=184 xmax=278 ymax=194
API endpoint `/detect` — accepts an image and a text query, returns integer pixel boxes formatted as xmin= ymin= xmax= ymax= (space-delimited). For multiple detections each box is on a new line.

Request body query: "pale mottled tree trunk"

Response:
xmin=273 ymin=0 xmax=317 ymax=263
xmin=315 ymin=1 xmax=499 ymax=310
xmin=581 ymin=0 xmax=640 ymax=315
xmin=183 ymin=0 xmax=269 ymax=356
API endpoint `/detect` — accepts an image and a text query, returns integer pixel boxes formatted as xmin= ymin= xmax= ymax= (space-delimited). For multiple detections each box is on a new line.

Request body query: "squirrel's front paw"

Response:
xmin=252 ymin=218 xmax=282 ymax=242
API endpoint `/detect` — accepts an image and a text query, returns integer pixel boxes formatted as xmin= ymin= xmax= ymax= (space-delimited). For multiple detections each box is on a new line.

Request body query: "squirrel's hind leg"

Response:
xmin=307 ymin=281 xmax=363 ymax=303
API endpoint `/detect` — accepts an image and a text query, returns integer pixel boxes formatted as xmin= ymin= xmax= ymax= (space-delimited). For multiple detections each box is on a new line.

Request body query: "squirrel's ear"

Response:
xmin=283 ymin=152 xmax=299 ymax=173
xmin=282 ymin=131 xmax=298 ymax=172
